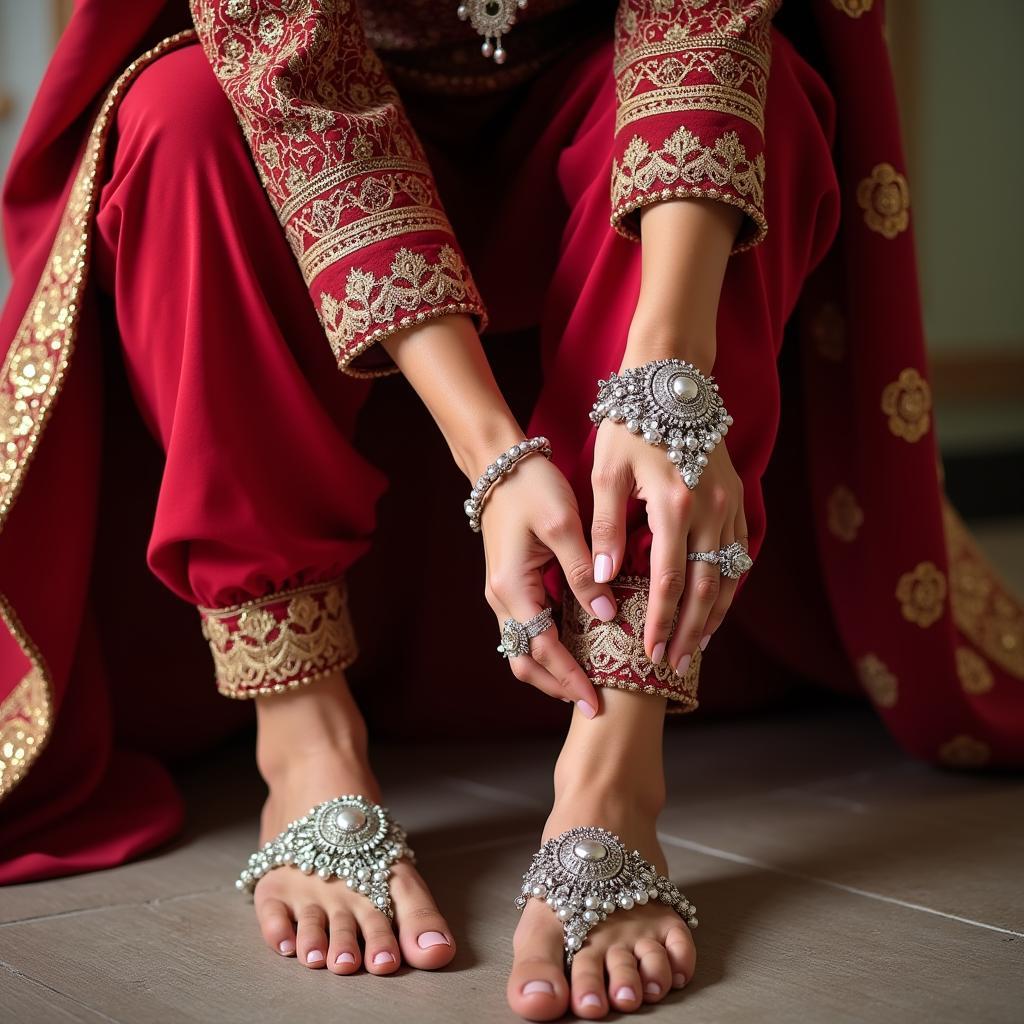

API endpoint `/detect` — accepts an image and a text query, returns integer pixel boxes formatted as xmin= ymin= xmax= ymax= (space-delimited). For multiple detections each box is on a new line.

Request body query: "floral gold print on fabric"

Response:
xmin=895 ymin=561 xmax=947 ymax=629
xmin=881 ymin=367 xmax=931 ymax=442
xmin=857 ymin=162 xmax=910 ymax=239
xmin=856 ymin=653 xmax=898 ymax=708
xmin=830 ymin=0 xmax=874 ymax=19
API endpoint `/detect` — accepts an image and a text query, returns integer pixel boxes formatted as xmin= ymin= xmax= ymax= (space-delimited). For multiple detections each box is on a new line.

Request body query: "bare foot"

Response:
xmin=507 ymin=691 xmax=695 ymax=1019
xmin=250 ymin=677 xmax=456 ymax=974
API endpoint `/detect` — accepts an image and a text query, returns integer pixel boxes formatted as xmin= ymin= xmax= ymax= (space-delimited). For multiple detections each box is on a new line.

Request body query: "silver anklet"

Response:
xmin=464 ymin=436 xmax=552 ymax=532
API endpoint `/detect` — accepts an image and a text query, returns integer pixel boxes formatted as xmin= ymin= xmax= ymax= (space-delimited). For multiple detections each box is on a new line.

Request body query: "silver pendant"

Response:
xmin=456 ymin=0 xmax=527 ymax=64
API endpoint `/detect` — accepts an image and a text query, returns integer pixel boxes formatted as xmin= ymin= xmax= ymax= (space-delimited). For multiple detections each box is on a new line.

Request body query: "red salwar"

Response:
xmin=1 ymin=0 xmax=1021 ymax=884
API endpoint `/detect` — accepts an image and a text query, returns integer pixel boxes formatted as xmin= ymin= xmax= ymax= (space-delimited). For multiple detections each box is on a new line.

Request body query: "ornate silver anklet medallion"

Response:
xmin=516 ymin=826 xmax=698 ymax=966
xmin=236 ymin=795 xmax=413 ymax=919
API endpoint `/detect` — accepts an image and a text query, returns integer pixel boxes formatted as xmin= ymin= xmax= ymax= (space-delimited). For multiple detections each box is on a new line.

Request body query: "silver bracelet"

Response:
xmin=464 ymin=436 xmax=552 ymax=532
xmin=589 ymin=358 xmax=733 ymax=490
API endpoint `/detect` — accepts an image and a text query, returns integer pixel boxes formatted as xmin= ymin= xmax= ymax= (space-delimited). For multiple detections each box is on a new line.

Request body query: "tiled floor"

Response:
xmin=2 ymin=525 xmax=1023 ymax=1024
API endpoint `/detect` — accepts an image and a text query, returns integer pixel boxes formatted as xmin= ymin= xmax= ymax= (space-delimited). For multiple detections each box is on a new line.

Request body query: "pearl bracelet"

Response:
xmin=464 ymin=436 xmax=552 ymax=532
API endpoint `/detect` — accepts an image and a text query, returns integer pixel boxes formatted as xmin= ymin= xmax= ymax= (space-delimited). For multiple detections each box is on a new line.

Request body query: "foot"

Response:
xmin=251 ymin=677 xmax=456 ymax=974
xmin=507 ymin=691 xmax=695 ymax=1019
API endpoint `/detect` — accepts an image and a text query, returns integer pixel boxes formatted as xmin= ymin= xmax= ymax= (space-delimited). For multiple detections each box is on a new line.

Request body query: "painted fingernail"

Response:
xmin=278 ymin=939 xmax=296 ymax=955
xmin=581 ymin=993 xmax=602 ymax=1008
xmin=577 ymin=699 xmax=596 ymax=720
xmin=673 ymin=972 xmax=687 ymax=988
xmin=417 ymin=931 xmax=450 ymax=949
xmin=676 ymin=653 xmax=691 ymax=675
xmin=651 ymin=641 xmax=666 ymax=664
xmin=699 ymin=634 xmax=711 ymax=651
xmin=523 ymin=980 xmax=555 ymax=996
xmin=306 ymin=949 xmax=324 ymax=964
xmin=373 ymin=951 xmax=396 ymax=965
xmin=336 ymin=952 xmax=357 ymax=965
xmin=646 ymin=981 xmax=662 ymax=995
xmin=591 ymin=595 xmax=616 ymax=622
xmin=593 ymin=553 xmax=613 ymax=583
xmin=615 ymin=986 xmax=637 ymax=1002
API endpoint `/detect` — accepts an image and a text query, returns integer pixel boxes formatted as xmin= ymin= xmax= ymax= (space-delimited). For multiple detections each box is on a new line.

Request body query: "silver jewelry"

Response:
xmin=590 ymin=358 xmax=733 ymax=490
xmin=516 ymin=826 xmax=698 ymax=966
xmin=687 ymin=541 xmax=753 ymax=579
xmin=457 ymin=0 xmax=527 ymax=64
xmin=236 ymin=795 xmax=413 ymax=919
xmin=497 ymin=607 xmax=555 ymax=658
xmin=464 ymin=436 xmax=552 ymax=532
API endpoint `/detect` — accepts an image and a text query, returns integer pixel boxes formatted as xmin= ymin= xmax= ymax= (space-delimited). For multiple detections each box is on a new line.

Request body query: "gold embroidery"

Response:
xmin=938 ymin=734 xmax=990 ymax=769
xmin=561 ymin=575 xmax=700 ymax=710
xmin=611 ymin=126 xmax=767 ymax=245
xmin=200 ymin=580 xmax=357 ymax=699
xmin=895 ymin=561 xmax=947 ymax=628
xmin=856 ymin=162 xmax=910 ymax=239
xmin=829 ymin=0 xmax=874 ymax=17
xmin=944 ymin=500 xmax=1024 ymax=680
xmin=856 ymin=653 xmax=897 ymax=708
xmin=955 ymin=646 xmax=994 ymax=696
xmin=881 ymin=367 xmax=931 ymax=442
xmin=827 ymin=485 xmax=864 ymax=542
xmin=810 ymin=301 xmax=846 ymax=361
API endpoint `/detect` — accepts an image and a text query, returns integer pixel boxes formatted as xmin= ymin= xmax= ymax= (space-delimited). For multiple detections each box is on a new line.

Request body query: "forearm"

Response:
xmin=380 ymin=314 xmax=525 ymax=481
xmin=622 ymin=199 xmax=744 ymax=372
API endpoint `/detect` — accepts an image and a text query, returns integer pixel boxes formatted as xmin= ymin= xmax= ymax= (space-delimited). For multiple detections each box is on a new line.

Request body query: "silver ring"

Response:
xmin=497 ymin=607 xmax=555 ymax=658
xmin=687 ymin=541 xmax=753 ymax=580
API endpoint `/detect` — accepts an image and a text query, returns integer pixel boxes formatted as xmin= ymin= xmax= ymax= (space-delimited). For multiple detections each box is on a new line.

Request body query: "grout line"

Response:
xmin=0 ymin=887 xmax=225 ymax=929
xmin=658 ymin=833 xmax=1024 ymax=939
xmin=0 ymin=958 xmax=124 ymax=1023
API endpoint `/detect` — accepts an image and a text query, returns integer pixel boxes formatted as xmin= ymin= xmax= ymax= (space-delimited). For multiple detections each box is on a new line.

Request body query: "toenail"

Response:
xmin=615 ymin=986 xmax=637 ymax=1002
xmin=522 ymin=980 xmax=555 ymax=996
xmin=373 ymin=951 xmax=396 ymax=965
xmin=278 ymin=940 xmax=295 ymax=955
xmin=645 ymin=981 xmax=661 ymax=995
xmin=417 ymin=930 xmax=450 ymax=949
xmin=306 ymin=950 xmax=324 ymax=964
xmin=581 ymin=993 xmax=602 ymax=1008
xmin=336 ymin=952 xmax=357 ymax=965
xmin=673 ymin=972 xmax=687 ymax=987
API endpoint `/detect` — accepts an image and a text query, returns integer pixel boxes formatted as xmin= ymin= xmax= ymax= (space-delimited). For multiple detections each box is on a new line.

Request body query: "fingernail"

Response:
xmin=676 ymin=653 xmax=691 ymax=675
xmin=581 ymin=993 xmax=602 ymax=1008
xmin=593 ymin=553 xmax=613 ymax=583
xmin=373 ymin=951 xmax=396 ymax=965
xmin=523 ymin=980 xmax=555 ymax=996
xmin=651 ymin=641 xmax=666 ymax=664
xmin=646 ymin=981 xmax=662 ymax=995
xmin=615 ymin=986 xmax=637 ymax=1002
xmin=591 ymin=595 xmax=616 ymax=622
xmin=306 ymin=949 xmax=324 ymax=963
xmin=673 ymin=972 xmax=687 ymax=988
xmin=699 ymin=634 xmax=711 ymax=651
xmin=336 ymin=951 xmax=357 ymax=965
xmin=577 ymin=699 xmax=596 ymax=719
xmin=417 ymin=930 xmax=450 ymax=949
xmin=278 ymin=940 xmax=295 ymax=955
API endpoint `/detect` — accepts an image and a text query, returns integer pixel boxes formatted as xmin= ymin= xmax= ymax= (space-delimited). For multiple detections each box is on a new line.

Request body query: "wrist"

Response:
xmin=449 ymin=413 xmax=529 ymax=483
xmin=620 ymin=320 xmax=717 ymax=375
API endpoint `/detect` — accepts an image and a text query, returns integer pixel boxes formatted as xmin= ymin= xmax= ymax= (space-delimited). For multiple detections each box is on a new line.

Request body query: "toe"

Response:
xmin=507 ymin=909 xmax=570 ymax=1022
xmin=569 ymin=948 xmax=608 ymax=1019
xmin=255 ymin=896 xmax=296 ymax=958
xmin=327 ymin=907 xmax=362 ymax=974
xmin=295 ymin=904 xmax=329 ymax=968
xmin=635 ymin=937 xmax=671 ymax=1002
xmin=605 ymin=944 xmax=643 ymax=1013
xmin=390 ymin=865 xmax=456 ymax=970
xmin=355 ymin=903 xmax=401 ymax=974
xmin=664 ymin=924 xmax=696 ymax=989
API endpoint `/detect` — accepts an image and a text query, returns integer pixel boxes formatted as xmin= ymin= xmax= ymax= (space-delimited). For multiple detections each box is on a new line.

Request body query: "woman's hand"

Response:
xmin=480 ymin=452 xmax=618 ymax=717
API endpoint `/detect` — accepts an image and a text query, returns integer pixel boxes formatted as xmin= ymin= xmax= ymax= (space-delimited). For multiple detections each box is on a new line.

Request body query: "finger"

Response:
xmin=590 ymin=453 xmax=631 ymax=585
xmin=541 ymin=505 xmax=618 ymax=625
xmin=528 ymin=629 xmax=600 ymax=717
xmin=702 ymin=520 xmax=738 ymax=644
xmin=644 ymin=486 xmax=691 ymax=663
xmin=667 ymin=525 xmax=724 ymax=672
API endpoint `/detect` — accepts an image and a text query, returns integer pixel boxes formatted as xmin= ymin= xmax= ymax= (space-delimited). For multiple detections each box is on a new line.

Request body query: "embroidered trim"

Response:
xmin=561 ymin=575 xmax=700 ymax=711
xmin=200 ymin=580 xmax=357 ymax=699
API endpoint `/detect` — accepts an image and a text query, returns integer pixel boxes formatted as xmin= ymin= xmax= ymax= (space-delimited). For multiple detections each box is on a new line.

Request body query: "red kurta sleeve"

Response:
xmin=611 ymin=0 xmax=779 ymax=250
xmin=189 ymin=0 xmax=486 ymax=377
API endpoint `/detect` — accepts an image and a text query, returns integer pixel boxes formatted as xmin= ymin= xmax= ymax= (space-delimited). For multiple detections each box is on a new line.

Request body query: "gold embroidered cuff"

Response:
xmin=561 ymin=576 xmax=700 ymax=713
xmin=200 ymin=581 xmax=357 ymax=699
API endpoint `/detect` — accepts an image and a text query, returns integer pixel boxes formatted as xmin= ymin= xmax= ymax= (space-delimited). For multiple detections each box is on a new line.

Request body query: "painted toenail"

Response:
xmin=306 ymin=950 xmax=324 ymax=964
xmin=581 ymin=993 xmax=602 ymax=1008
xmin=336 ymin=952 xmax=357 ymax=965
xmin=615 ymin=986 xmax=637 ymax=1002
xmin=673 ymin=972 xmax=687 ymax=987
xmin=372 ymin=951 xmax=396 ymax=965
xmin=278 ymin=940 xmax=295 ymax=955
xmin=523 ymin=980 xmax=555 ymax=996
xmin=645 ymin=981 xmax=661 ymax=995
xmin=417 ymin=931 xmax=450 ymax=949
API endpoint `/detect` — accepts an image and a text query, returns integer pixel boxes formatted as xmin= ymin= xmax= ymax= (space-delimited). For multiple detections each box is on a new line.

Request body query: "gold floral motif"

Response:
xmin=611 ymin=126 xmax=766 ymax=245
xmin=829 ymin=0 xmax=874 ymax=17
xmin=955 ymin=646 xmax=994 ymax=696
xmin=809 ymin=301 xmax=846 ymax=361
xmin=826 ymin=485 xmax=864 ymax=542
xmin=856 ymin=653 xmax=897 ymax=708
xmin=938 ymin=734 xmax=991 ymax=769
xmin=943 ymin=500 xmax=1024 ymax=680
xmin=895 ymin=561 xmax=947 ymax=628
xmin=561 ymin=575 xmax=699 ymax=711
xmin=201 ymin=581 xmax=357 ymax=698
xmin=856 ymin=162 xmax=910 ymax=239
xmin=881 ymin=367 xmax=931 ymax=442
